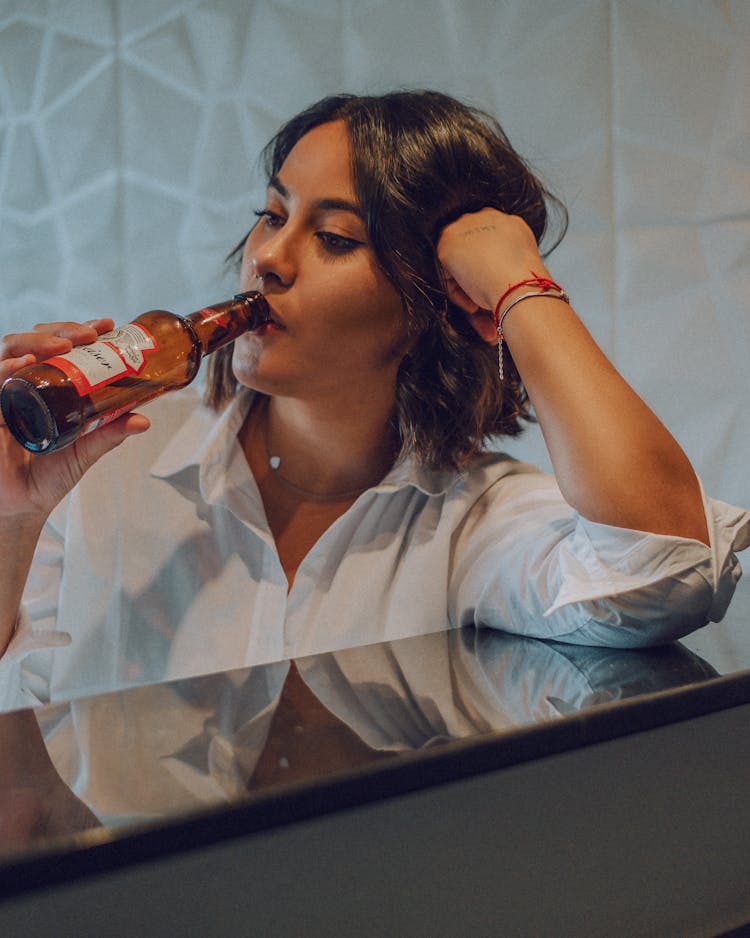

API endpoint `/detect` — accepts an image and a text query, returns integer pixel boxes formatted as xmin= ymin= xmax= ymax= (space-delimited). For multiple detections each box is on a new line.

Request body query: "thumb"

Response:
xmin=71 ymin=413 xmax=150 ymax=471
xmin=443 ymin=274 xmax=480 ymax=314
xmin=443 ymin=276 xmax=499 ymax=346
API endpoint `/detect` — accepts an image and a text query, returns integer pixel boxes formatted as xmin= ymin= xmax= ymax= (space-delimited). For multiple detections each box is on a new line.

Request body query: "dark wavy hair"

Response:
xmin=206 ymin=90 xmax=567 ymax=470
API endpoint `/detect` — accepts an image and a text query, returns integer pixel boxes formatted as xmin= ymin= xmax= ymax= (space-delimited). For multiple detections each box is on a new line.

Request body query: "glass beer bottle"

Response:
xmin=0 ymin=291 xmax=269 ymax=454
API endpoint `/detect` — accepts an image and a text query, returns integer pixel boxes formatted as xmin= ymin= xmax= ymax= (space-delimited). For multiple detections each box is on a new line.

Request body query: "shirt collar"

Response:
xmin=150 ymin=387 xmax=458 ymax=498
xmin=375 ymin=453 xmax=459 ymax=497
xmin=149 ymin=389 xmax=252 ymax=482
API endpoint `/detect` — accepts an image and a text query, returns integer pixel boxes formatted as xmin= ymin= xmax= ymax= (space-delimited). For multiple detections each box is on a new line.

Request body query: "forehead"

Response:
xmin=274 ymin=120 xmax=355 ymax=199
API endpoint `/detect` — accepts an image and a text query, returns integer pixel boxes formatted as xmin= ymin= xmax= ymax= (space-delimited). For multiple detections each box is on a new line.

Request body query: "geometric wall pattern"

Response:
xmin=1 ymin=0 xmax=748 ymax=513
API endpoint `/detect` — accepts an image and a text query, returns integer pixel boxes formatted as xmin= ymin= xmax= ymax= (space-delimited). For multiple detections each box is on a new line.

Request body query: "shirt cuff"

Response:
xmin=546 ymin=485 xmax=750 ymax=621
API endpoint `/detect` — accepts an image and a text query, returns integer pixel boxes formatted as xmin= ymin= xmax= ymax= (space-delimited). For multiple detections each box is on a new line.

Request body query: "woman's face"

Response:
xmin=232 ymin=120 xmax=408 ymax=407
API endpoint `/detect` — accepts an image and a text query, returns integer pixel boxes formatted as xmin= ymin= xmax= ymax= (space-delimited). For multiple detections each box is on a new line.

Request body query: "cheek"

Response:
xmin=329 ymin=265 xmax=404 ymax=332
xmin=366 ymin=275 xmax=409 ymax=349
xmin=348 ymin=289 xmax=410 ymax=366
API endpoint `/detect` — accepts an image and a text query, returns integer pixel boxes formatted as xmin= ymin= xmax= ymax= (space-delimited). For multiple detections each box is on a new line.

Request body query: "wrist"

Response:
xmin=493 ymin=276 xmax=570 ymax=385
xmin=493 ymin=274 xmax=567 ymax=330
xmin=0 ymin=511 xmax=47 ymax=545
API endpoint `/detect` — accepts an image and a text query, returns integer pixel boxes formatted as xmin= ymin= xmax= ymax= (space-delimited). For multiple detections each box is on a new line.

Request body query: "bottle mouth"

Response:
xmin=234 ymin=291 xmax=271 ymax=330
xmin=1 ymin=379 xmax=57 ymax=453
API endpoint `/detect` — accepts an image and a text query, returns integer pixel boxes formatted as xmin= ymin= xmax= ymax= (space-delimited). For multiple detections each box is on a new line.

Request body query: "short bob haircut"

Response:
xmin=205 ymin=90 xmax=567 ymax=470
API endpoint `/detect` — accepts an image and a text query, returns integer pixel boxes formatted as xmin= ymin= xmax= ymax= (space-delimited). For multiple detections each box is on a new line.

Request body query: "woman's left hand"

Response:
xmin=436 ymin=207 xmax=550 ymax=343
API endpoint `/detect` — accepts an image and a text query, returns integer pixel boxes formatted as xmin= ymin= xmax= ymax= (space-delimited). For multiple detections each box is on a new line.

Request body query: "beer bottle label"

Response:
xmin=47 ymin=324 xmax=159 ymax=395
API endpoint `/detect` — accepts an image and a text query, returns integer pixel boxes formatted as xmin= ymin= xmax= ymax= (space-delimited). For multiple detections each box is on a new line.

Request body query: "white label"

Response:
xmin=47 ymin=323 xmax=158 ymax=395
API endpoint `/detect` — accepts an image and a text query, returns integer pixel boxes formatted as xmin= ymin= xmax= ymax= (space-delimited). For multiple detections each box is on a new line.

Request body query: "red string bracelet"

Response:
xmin=493 ymin=272 xmax=565 ymax=330
xmin=494 ymin=272 xmax=570 ymax=384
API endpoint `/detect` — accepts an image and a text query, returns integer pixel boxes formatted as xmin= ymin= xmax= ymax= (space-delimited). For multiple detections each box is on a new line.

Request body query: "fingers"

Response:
xmin=442 ymin=274 xmax=480 ymax=315
xmin=0 ymin=354 xmax=37 ymax=386
xmin=0 ymin=319 xmax=115 ymax=364
xmin=0 ymin=332 xmax=71 ymax=362
xmin=94 ymin=415 xmax=151 ymax=463
xmin=101 ymin=412 xmax=151 ymax=441
xmin=440 ymin=274 xmax=499 ymax=345
xmin=30 ymin=318 xmax=114 ymax=339
xmin=38 ymin=317 xmax=115 ymax=337
xmin=437 ymin=208 xmax=552 ymax=340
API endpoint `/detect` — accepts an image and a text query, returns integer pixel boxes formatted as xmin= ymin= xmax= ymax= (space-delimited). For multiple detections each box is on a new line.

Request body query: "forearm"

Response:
xmin=437 ymin=208 xmax=709 ymax=543
xmin=503 ymin=296 xmax=709 ymax=543
xmin=0 ymin=516 xmax=45 ymax=656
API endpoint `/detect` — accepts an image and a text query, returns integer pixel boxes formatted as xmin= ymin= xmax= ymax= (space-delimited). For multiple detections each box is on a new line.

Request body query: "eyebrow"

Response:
xmin=268 ymin=174 xmax=364 ymax=220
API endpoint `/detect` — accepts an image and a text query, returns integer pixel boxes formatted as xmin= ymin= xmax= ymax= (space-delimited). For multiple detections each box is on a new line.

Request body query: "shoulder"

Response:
xmin=453 ymin=450 xmax=561 ymax=504
xmin=436 ymin=450 xmax=575 ymax=547
xmin=385 ymin=450 xmax=569 ymax=538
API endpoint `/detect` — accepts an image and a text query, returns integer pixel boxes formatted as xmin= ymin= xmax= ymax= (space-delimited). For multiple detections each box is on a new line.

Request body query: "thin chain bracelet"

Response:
xmin=497 ymin=288 xmax=570 ymax=382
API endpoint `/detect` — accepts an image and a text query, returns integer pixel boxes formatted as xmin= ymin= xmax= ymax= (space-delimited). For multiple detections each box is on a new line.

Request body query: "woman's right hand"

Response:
xmin=0 ymin=320 xmax=150 ymax=523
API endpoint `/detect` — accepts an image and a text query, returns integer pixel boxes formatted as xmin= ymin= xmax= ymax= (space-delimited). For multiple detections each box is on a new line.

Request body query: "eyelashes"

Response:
xmin=316 ymin=231 xmax=362 ymax=255
xmin=253 ymin=208 xmax=283 ymax=227
xmin=252 ymin=209 xmax=363 ymax=257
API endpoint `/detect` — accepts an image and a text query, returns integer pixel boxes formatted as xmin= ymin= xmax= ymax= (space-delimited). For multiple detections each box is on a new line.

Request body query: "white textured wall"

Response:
xmin=0 ymin=0 xmax=748 ymax=505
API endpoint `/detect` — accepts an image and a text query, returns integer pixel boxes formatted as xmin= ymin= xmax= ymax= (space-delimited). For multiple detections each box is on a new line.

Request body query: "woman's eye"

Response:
xmin=316 ymin=231 xmax=361 ymax=255
xmin=253 ymin=209 xmax=285 ymax=229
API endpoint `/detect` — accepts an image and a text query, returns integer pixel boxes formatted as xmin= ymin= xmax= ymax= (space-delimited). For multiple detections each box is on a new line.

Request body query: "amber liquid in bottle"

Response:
xmin=0 ymin=291 xmax=269 ymax=454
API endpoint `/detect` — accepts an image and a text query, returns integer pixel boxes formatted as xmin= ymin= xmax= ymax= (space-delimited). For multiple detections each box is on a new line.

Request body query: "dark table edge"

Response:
xmin=2 ymin=665 xmax=750 ymax=902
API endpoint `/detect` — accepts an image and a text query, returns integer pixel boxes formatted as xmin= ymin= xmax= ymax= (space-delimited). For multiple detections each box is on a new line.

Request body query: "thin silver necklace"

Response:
xmin=259 ymin=401 xmax=371 ymax=501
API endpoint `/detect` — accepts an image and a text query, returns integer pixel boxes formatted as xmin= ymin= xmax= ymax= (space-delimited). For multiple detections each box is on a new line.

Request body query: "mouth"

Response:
xmin=256 ymin=300 xmax=285 ymax=333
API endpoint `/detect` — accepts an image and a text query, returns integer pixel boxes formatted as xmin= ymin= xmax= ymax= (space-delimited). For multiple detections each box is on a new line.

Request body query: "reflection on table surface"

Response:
xmin=0 ymin=620 xmax=728 ymax=867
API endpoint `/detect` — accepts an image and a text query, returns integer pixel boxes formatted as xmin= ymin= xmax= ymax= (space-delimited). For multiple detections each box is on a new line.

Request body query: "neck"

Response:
xmin=247 ymin=393 xmax=399 ymax=499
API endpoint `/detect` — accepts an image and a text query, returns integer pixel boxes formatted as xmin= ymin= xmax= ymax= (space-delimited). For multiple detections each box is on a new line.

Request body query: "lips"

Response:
xmin=256 ymin=300 xmax=285 ymax=332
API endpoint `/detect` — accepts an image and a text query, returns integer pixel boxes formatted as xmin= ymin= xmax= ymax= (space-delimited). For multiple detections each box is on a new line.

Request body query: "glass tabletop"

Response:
xmin=2 ymin=573 xmax=749 ymax=894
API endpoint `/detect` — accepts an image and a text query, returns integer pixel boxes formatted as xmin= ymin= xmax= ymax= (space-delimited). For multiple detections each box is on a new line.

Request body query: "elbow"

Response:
xmin=571 ymin=472 xmax=710 ymax=546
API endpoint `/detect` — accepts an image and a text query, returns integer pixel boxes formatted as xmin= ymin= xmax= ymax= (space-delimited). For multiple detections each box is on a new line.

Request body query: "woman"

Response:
xmin=1 ymin=91 xmax=748 ymax=707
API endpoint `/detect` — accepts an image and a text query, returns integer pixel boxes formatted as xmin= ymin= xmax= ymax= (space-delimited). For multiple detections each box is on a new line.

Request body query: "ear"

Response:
xmin=444 ymin=276 xmax=499 ymax=346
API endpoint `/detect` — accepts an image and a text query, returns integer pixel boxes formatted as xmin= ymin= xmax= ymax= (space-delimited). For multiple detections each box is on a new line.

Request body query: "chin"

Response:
xmin=231 ymin=340 xmax=262 ymax=388
xmin=231 ymin=363 xmax=288 ymax=398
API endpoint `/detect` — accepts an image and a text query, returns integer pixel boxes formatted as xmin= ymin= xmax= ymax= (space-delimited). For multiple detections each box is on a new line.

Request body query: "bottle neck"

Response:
xmin=185 ymin=292 xmax=270 ymax=354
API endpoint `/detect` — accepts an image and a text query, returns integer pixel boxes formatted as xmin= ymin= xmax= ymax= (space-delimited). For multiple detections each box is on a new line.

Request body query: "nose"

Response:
xmin=247 ymin=224 xmax=296 ymax=290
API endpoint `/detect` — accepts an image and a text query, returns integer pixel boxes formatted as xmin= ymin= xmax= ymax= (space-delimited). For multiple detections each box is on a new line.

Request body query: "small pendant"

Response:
xmin=269 ymin=455 xmax=281 ymax=471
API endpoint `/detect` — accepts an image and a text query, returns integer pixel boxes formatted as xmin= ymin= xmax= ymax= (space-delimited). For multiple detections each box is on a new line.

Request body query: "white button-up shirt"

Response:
xmin=2 ymin=387 xmax=749 ymax=712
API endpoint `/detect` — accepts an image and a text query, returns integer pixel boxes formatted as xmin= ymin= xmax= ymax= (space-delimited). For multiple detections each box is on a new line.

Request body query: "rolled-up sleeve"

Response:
xmin=449 ymin=470 xmax=750 ymax=648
